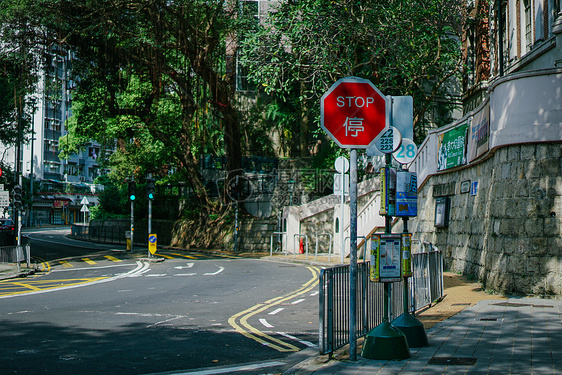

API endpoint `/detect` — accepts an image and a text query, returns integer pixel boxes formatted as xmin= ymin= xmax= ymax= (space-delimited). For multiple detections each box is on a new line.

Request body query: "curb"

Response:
xmin=0 ymin=267 xmax=37 ymax=281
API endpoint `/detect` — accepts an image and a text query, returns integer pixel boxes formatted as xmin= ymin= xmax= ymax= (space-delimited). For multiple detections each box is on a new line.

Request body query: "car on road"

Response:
xmin=0 ymin=219 xmax=16 ymax=245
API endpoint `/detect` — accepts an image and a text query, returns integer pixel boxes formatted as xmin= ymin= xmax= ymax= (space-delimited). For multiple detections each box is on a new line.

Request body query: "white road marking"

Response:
xmin=146 ymin=274 xmax=167 ymax=277
xmin=259 ymin=318 xmax=274 ymax=328
xmin=310 ymin=291 xmax=319 ymax=296
xmin=268 ymin=308 xmax=284 ymax=315
xmin=174 ymin=263 xmax=194 ymax=269
xmin=203 ymin=266 xmax=224 ymax=276
xmin=276 ymin=332 xmax=318 ymax=348
xmin=291 ymin=298 xmax=305 ymax=305
xmin=174 ymin=273 xmax=196 ymax=276
xmin=162 ymin=361 xmax=286 ymax=374
xmin=0 ymin=261 xmax=150 ymax=299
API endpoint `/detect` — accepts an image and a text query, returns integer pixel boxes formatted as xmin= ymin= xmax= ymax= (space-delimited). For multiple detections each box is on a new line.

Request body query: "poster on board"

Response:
xmin=437 ymin=122 xmax=469 ymax=171
xmin=468 ymin=103 xmax=490 ymax=161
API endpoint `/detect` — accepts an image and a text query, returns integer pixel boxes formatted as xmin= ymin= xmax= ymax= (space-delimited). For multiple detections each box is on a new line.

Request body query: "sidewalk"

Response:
xmin=274 ymin=254 xmax=562 ymax=375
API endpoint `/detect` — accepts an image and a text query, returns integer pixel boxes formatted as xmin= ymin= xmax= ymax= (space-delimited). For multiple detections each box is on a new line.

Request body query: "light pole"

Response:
xmin=29 ymin=136 xmax=36 ymax=227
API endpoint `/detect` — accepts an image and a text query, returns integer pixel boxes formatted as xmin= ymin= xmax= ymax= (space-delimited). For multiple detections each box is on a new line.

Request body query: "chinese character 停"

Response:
xmin=344 ymin=117 xmax=364 ymax=137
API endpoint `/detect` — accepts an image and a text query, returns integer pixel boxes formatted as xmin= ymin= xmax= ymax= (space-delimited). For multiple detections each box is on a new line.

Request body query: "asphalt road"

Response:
xmin=0 ymin=229 xmax=320 ymax=374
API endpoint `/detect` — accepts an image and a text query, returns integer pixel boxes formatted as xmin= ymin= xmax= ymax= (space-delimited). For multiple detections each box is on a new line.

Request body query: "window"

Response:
xmin=236 ymin=51 xmax=256 ymax=92
xmin=466 ymin=29 xmax=476 ymax=87
xmin=524 ymin=0 xmax=532 ymax=51
xmin=236 ymin=0 xmax=260 ymax=93
xmin=88 ymin=147 xmax=99 ymax=159
xmin=501 ymin=0 xmax=509 ymax=63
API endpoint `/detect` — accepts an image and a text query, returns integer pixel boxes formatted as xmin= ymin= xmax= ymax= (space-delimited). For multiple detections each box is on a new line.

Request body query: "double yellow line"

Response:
xmin=228 ymin=266 xmax=320 ymax=352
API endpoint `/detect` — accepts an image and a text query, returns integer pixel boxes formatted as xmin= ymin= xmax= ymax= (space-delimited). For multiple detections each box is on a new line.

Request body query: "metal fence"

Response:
xmin=319 ymin=247 xmax=443 ymax=355
xmin=71 ymin=224 xmax=128 ymax=245
xmin=0 ymin=244 xmax=31 ymax=269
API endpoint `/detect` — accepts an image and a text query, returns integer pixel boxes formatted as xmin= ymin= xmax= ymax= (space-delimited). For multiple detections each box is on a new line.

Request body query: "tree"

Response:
xmin=240 ymin=0 xmax=464 ymax=145
xmin=2 ymin=0 xmax=253 ymax=213
xmin=0 ymin=9 xmax=39 ymax=147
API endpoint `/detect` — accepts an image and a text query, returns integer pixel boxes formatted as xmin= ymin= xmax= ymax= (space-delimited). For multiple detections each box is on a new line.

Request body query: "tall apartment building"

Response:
xmin=0 ymin=45 xmax=106 ymax=224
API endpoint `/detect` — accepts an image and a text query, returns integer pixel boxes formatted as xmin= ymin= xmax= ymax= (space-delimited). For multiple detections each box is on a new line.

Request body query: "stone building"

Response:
xmin=409 ymin=0 xmax=562 ymax=295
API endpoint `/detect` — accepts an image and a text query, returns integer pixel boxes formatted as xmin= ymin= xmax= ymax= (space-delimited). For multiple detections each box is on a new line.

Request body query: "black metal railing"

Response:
xmin=71 ymin=224 xmax=128 ymax=245
xmin=319 ymin=248 xmax=443 ymax=355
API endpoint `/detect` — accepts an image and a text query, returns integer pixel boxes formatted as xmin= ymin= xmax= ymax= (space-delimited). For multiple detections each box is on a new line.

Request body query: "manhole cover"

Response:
xmin=428 ymin=357 xmax=477 ymax=366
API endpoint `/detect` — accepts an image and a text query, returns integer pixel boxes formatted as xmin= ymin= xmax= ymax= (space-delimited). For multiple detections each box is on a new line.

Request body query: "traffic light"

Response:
xmin=13 ymin=185 xmax=22 ymax=210
xmin=128 ymin=181 xmax=137 ymax=201
xmin=146 ymin=178 xmax=155 ymax=200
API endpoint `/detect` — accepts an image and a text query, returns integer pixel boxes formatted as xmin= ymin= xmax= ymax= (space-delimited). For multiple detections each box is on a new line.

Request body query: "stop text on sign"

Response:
xmin=337 ymin=96 xmax=376 ymax=108
xmin=321 ymin=76 xmax=390 ymax=149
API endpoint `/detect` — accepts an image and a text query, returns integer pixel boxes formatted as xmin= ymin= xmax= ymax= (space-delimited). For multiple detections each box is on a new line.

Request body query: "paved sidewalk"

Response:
xmin=290 ymin=297 xmax=562 ymax=374
xmin=275 ymin=259 xmax=562 ymax=375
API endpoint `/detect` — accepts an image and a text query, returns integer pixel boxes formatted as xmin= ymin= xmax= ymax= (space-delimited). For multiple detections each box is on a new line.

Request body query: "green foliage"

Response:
xmin=92 ymin=180 xmax=129 ymax=219
xmin=240 ymin=0 xmax=464 ymax=144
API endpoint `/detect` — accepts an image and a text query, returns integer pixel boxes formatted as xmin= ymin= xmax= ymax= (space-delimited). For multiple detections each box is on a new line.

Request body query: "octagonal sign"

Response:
xmin=321 ymin=77 xmax=390 ymax=149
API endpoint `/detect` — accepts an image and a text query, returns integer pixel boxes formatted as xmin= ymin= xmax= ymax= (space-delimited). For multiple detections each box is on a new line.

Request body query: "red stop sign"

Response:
xmin=321 ymin=77 xmax=389 ymax=148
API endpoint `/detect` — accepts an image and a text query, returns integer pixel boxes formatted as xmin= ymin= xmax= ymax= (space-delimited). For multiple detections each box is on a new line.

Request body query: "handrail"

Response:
xmin=315 ymin=233 xmax=333 ymax=261
xmin=269 ymin=232 xmax=287 ymax=257
xmin=345 ymin=236 xmax=367 ymax=261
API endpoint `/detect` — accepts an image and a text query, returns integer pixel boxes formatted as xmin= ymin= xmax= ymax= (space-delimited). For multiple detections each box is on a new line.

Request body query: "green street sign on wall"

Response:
xmin=437 ymin=122 xmax=468 ymax=171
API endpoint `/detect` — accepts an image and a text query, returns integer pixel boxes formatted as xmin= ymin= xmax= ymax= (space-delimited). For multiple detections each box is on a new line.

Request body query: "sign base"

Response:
xmin=360 ymin=322 xmax=410 ymax=360
xmin=391 ymin=313 xmax=428 ymax=348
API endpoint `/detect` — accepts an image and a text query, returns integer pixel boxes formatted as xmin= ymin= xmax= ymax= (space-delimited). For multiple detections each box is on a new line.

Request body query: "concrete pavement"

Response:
xmin=3 ymin=245 xmax=561 ymax=374
xmin=274 ymin=253 xmax=562 ymax=375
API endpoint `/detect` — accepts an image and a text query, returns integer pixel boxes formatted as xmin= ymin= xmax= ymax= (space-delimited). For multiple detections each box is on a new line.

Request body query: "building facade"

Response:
xmin=409 ymin=0 xmax=562 ymax=295
xmin=0 ymin=45 xmax=105 ymax=224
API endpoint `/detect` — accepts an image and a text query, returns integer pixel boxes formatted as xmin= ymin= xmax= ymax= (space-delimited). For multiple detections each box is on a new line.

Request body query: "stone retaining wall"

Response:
xmin=410 ymin=142 xmax=562 ymax=296
xmin=238 ymin=217 xmax=278 ymax=252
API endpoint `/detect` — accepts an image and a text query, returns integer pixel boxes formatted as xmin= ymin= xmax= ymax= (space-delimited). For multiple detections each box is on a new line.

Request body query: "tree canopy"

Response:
xmin=240 ymin=0 xmax=464 ymax=144
xmin=0 ymin=0 xmax=466 ymax=232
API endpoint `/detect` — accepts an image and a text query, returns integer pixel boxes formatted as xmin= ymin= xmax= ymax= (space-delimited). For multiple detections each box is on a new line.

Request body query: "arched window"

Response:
xmin=335 ymin=217 xmax=340 ymax=233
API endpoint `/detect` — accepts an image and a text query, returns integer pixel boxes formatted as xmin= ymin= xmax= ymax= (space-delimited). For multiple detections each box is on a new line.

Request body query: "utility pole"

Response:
xmin=15 ymin=86 xmax=23 ymax=245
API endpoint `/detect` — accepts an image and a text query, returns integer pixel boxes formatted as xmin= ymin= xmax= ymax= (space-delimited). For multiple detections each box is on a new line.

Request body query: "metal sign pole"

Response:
xmin=130 ymin=175 xmax=134 ymax=253
xmin=148 ymin=173 xmax=153 ymax=257
xmin=349 ymin=149 xmax=358 ymax=361
xmin=340 ymin=168 xmax=345 ymax=264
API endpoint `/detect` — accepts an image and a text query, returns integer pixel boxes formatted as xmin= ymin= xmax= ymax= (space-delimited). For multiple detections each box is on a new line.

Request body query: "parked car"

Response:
xmin=0 ymin=219 xmax=16 ymax=245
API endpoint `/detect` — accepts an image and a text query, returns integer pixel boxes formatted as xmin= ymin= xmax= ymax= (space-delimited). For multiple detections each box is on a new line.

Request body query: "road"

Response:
xmin=0 ymin=228 xmax=320 ymax=374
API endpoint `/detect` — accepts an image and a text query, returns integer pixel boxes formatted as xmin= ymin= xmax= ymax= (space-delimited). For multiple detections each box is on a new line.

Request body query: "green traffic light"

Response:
xmin=130 ymin=195 xmax=136 ymax=201
xmin=148 ymin=193 xmax=154 ymax=200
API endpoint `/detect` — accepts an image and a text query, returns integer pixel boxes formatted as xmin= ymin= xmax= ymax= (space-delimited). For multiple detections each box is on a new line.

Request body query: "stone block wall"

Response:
xmin=410 ymin=142 xmax=562 ymax=296
xmin=238 ymin=217 xmax=278 ymax=252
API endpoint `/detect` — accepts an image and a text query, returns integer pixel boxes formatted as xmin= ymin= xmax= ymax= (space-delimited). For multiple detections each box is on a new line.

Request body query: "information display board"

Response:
xmin=396 ymin=171 xmax=417 ymax=217
xmin=379 ymin=167 xmax=396 ymax=216
xmin=370 ymin=234 xmax=402 ymax=282
xmin=401 ymin=233 xmax=412 ymax=278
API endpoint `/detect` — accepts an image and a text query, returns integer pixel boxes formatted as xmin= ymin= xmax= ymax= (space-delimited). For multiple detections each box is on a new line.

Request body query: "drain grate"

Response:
xmin=451 ymin=303 xmax=471 ymax=306
xmin=480 ymin=318 xmax=498 ymax=321
xmin=491 ymin=302 xmax=530 ymax=307
xmin=428 ymin=357 xmax=477 ymax=366
xmin=492 ymin=302 xmax=554 ymax=308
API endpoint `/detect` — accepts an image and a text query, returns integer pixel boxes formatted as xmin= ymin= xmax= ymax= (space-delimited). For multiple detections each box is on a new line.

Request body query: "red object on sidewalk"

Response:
xmin=299 ymin=238 xmax=304 ymax=254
